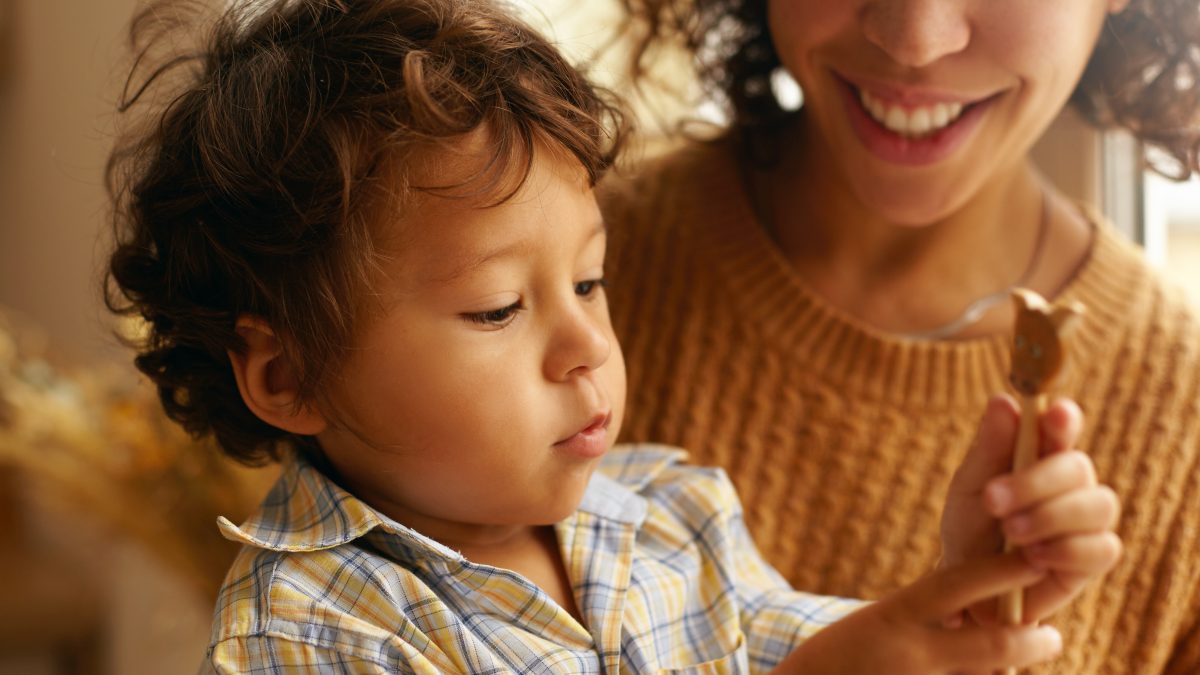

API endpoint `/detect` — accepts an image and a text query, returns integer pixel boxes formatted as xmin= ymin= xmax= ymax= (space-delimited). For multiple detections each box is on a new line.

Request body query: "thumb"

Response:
xmin=1039 ymin=397 xmax=1084 ymax=457
xmin=941 ymin=395 xmax=1021 ymax=575
xmin=949 ymin=395 xmax=1020 ymax=498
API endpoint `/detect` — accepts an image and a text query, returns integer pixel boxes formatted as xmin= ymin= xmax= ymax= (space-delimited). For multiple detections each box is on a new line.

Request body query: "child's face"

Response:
xmin=314 ymin=143 xmax=626 ymax=541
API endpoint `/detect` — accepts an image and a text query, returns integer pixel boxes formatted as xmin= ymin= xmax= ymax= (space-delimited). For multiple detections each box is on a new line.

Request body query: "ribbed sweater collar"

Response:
xmin=674 ymin=141 xmax=1148 ymax=410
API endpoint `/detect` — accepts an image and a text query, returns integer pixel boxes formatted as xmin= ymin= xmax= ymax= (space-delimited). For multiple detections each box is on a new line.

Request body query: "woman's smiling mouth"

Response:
xmin=858 ymin=89 xmax=965 ymax=137
xmin=833 ymin=72 xmax=1004 ymax=166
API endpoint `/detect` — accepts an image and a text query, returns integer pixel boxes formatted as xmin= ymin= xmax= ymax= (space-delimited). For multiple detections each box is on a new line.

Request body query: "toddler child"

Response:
xmin=105 ymin=0 xmax=1122 ymax=672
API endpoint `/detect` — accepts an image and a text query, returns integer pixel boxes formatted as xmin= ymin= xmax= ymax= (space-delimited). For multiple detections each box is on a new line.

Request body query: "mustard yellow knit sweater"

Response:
xmin=602 ymin=139 xmax=1200 ymax=674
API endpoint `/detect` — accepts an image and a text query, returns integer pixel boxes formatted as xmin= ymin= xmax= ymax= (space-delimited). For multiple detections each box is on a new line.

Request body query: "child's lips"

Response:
xmin=554 ymin=411 xmax=611 ymax=459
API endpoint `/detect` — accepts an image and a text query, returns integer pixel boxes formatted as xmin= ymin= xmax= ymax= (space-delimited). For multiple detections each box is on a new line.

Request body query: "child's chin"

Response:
xmin=521 ymin=465 xmax=597 ymax=523
xmin=540 ymin=487 xmax=591 ymax=523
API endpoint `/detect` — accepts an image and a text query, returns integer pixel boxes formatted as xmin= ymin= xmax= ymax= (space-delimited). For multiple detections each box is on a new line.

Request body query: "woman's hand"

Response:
xmin=940 ymin=395 xmax=1123 ymax=624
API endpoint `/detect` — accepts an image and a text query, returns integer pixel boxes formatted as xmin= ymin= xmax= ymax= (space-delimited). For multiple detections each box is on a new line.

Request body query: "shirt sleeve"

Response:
xmin=721 ymin=484 xmax=869 ymax=672
xmin=204 ymin=634 xmax=441 ymax=675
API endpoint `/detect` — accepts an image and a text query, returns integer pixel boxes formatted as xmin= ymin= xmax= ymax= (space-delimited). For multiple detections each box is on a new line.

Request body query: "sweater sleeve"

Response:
xmin=1163 ymin=441 xmax=1200 ymax=674
xmin=1166 ymin=616 xmax=1200 ymax=675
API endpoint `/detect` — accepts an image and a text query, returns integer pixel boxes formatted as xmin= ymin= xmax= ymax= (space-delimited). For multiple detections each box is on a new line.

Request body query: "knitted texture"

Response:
xmin=601 ymin=139 xmax=1200 ymax=675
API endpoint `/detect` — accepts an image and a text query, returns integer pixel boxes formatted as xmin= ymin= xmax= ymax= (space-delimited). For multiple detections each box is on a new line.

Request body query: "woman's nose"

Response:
xmin=860 ymin=0 xmax=971 ymax=69
xmin=545 ymin=305 xmax=612 ymax=381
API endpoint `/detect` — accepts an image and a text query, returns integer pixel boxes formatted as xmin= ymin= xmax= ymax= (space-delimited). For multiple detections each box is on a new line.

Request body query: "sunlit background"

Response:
xmin=0 ymin=1 xmax=1196 ymax=673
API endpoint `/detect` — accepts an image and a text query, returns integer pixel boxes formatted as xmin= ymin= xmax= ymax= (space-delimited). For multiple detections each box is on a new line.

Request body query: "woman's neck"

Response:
xmin=751 ymin=120 xmax=1092 ymax=339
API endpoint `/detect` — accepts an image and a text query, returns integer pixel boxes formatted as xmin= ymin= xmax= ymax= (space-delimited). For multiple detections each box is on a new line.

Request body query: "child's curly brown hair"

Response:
xmin=619 ymin=0 xmax=1200 ymax=179
xmin=105 ymin=0 xmax=627 ymax=465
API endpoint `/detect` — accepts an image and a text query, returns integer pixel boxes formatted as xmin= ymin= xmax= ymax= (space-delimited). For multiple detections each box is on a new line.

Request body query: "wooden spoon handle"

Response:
xmin=999 ymin=393 xmax=1046 ymax=675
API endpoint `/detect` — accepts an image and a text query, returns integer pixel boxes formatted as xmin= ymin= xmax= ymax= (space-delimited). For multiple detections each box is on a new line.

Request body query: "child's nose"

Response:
xmin=545 ymin=305 xmax=612 ymax=382
xmin=860 ymin=0 xmax=971 ymax=69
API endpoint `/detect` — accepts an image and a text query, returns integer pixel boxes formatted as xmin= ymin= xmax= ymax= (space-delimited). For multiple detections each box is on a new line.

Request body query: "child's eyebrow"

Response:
xmin=432 ymin=220 xmax=607 ymax=286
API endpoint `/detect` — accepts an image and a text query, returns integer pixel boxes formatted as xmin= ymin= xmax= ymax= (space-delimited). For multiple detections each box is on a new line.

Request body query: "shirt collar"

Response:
xmin=581 ymin=443 xmax=690 ymax=525
xmin=216 ymin=453 xmax=464 ymax=562
xmin=217 ymin=443 xmax=689 ymax=556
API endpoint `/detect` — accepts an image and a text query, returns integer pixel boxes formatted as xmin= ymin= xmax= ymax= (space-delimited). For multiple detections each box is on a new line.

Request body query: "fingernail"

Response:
xmin=1040 ymin=626 xmax=1063 ymax=653
xmin=986 ymin=481 xmax=1012 ymax=515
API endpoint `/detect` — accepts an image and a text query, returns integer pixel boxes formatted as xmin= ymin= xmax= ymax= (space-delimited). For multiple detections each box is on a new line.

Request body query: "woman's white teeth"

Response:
xmin=860 ymin=89 xmax=964 ymax=137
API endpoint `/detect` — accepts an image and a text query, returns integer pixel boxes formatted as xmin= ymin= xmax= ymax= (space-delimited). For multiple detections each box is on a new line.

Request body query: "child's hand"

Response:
xmin=939 ymin=395 xmax=1123 ymax=624
xmin=774 ymin=554 xmax=1063 ymax=674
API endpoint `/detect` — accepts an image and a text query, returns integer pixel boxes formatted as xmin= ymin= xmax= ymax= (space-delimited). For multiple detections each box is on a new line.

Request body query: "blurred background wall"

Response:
xmin=0 ymin=1 xmax=219 ymax=673
xmin=0 ymin=0 xmax=133 ymax=364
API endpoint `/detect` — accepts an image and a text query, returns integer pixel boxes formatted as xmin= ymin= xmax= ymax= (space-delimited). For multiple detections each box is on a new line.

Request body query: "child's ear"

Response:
xmin=1108 ymin=0 xmax=1130 ymax=13
xmin=227 ymin=317 xmax=328 ymax=436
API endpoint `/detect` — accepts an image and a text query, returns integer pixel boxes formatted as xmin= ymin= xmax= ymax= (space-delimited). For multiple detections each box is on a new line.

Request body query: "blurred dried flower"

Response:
xmin=0 ymin=311 xmax=277 ymax=601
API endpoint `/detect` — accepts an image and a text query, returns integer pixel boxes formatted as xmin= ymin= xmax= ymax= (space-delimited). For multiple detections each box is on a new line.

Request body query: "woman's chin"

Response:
xmin=851 ymin=186 xmax=967 ymax=227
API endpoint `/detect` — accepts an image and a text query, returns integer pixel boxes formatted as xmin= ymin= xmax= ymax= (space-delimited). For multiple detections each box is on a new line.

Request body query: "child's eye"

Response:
xmin=463 ymin=301 xmax=522 ymax=327
xmin=575 ymin=278 xmax=607 ymax=297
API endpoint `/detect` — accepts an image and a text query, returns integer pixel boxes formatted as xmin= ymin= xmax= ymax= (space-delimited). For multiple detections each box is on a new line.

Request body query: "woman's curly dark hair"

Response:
xmin=619 ymin=0 xmax=1200 ymax=178
xmin=105 ymin=0 xmax=627 ymax=465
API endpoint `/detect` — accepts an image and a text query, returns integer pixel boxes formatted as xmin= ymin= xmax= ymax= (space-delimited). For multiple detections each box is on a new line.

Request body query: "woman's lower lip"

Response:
xmin=553 ymin=425 xmax=608 ymax=459
xmin=837 ymin=77 xmax=995 ymax=166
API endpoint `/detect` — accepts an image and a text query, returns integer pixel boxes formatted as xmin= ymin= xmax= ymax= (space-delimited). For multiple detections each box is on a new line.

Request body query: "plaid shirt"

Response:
xmin=203 ymin=444 xmax=862 ymax=674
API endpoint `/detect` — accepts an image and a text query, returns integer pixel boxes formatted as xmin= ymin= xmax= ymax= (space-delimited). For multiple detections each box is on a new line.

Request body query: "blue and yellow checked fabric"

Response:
xmin=203 ymin=444 xmax=862 ymax=673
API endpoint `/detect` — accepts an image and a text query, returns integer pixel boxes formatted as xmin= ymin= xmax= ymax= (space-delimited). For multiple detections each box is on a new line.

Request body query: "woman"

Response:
xmin=602 ymin=1 xmax=1200 ymax=672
